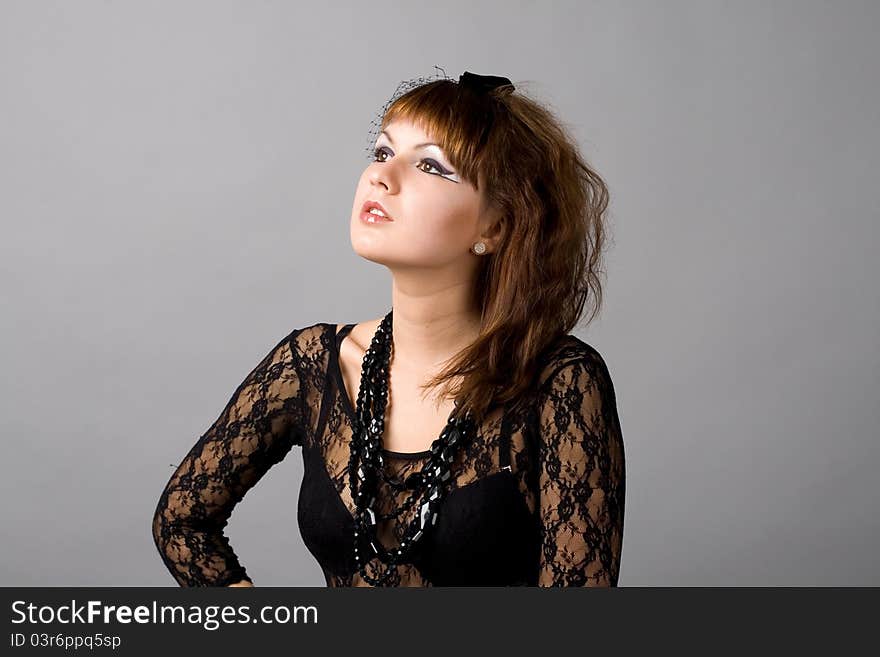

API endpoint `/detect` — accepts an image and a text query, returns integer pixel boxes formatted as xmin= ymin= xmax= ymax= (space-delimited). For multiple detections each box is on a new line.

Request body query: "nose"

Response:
xmin=369 ymin=159 xmax=399 ymax=193
xmin=369 ymin=170 xmax=392 ymax=193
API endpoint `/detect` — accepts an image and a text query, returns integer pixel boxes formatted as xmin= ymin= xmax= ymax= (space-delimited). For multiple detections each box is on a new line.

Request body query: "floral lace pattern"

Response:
xmin=152 ymin=322 xmax=625 ymax=586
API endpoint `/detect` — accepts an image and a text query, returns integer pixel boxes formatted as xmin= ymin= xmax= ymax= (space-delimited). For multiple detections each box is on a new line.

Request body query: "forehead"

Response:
xmin=379 ymin=117 xmax=439 ymax=143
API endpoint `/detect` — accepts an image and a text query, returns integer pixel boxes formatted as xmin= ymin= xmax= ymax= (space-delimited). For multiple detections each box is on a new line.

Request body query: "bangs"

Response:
xmin=379 ymin=80 xmax=502 ymax=190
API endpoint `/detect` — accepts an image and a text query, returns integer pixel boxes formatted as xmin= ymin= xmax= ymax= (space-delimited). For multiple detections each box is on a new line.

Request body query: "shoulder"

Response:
xmin=278 ymin=321 xmax=344 ymax=365
xmin=251 ymin=322 xmax=334 ymax=373
xmin=532 ymin=334 xmax=622 ymax=433
xmin=286 ymin=321 xmax=332 ymax=351
xmin=285 ymin=318 xmax=382 ymax=362
xmin=535 ymin=333 xmax=615 ymax=395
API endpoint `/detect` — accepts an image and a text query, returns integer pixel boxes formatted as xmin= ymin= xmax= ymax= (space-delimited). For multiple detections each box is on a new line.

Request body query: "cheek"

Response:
xmin=406 ymin=181 xmax=475 ymax=228
xmin=400 ymin=197 xmax=475 ymax=252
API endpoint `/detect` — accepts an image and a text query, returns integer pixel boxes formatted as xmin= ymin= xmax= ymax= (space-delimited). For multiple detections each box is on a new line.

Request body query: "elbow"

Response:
xmin=151 ymin=506 xmax=165 ymax=552
xmin=151 ymin=502 xmax=196 ymax=587
xmin=151 ymin=492 xmax=193 ymax=558
xmin=151 ymin=498 xmax=174 ymax=561
xmin=151 ymin=502 xmax=184 ymax=585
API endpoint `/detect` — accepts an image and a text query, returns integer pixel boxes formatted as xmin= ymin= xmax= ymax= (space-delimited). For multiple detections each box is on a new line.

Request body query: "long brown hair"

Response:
xmin=377 ymin=77 xmax=612 ymax=425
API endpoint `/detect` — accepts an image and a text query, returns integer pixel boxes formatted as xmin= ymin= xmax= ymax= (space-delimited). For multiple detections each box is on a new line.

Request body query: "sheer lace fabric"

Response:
xmin=152 ymin=322 xmax=625 ymax=587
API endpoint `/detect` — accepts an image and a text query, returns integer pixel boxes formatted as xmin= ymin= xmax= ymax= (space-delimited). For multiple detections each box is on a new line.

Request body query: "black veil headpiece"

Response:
xmin=364 ymin=66 xmax=515 ymax=161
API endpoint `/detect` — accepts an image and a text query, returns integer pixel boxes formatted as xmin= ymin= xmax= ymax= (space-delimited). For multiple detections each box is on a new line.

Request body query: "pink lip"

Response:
xmin=361 ymin=200 xmax=394 ymax=221
xmin=359 ymin=209 xmax=393 ymax=224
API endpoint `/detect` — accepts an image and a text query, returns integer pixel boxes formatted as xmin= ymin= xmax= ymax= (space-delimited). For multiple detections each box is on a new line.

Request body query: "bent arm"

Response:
xmin=152 ymin=330 xmax=305 ymax=586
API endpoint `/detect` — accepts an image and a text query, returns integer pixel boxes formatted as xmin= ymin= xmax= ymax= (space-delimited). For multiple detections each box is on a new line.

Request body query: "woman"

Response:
xmin=152 ymin=70 xmax=625 ymax=587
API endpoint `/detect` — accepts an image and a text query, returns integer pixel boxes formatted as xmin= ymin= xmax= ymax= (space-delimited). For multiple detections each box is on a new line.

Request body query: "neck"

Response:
xmin=388 ymin=272 xmax=481 ymax=373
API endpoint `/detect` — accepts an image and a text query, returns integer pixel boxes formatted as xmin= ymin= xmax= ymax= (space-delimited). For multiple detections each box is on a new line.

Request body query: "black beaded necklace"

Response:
xmin=347 ymin=309 xmax=476 ymax=586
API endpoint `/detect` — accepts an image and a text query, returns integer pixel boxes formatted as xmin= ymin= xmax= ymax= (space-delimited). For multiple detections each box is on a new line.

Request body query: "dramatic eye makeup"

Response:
xmin=372 ymin=146 xmax=459 ymax=181
xmin=373 ymin=129 xmax=461 ymax=182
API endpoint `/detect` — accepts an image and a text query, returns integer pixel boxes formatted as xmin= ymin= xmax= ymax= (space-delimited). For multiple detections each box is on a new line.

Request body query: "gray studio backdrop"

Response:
xmin=1 ymin=1 xmax=877 ymax=586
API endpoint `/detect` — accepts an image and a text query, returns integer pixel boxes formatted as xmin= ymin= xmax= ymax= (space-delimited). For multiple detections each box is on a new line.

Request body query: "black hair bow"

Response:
xmin=458 ymin=71 xmax=515 ymax=94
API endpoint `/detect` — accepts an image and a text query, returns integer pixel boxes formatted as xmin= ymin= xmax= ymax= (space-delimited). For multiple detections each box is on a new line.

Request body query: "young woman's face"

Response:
xmin=350 ymin=117 xmax=491 ymax=270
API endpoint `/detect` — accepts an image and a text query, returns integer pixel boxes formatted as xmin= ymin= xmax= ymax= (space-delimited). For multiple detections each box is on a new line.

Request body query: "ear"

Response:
xmin=476 ymin=204 xmax=505 ymax=254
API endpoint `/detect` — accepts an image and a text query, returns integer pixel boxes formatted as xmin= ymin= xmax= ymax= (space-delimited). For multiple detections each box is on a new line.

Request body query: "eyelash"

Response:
xmin=372 ymin=146 xmax=451 ymax=177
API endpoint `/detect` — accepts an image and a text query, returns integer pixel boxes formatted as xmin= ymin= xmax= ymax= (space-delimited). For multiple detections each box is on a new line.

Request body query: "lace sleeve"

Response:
xmin=535 ymin=350 xmax=626 ymax=586
xmin=151 ymin=330 xmax=305 ymax=587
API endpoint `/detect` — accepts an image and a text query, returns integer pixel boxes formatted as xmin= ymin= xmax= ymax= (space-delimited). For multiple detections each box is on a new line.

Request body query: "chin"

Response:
xmin=355 ymin=251 xmax=399 ymax=269
xmin=350 ymin=236 xmax=389 ymax=263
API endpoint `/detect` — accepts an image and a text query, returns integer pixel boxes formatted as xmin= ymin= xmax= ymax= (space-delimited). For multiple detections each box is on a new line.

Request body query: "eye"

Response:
xmin=372 ymin=146 xmax=391 ymax=162
xmin=372 ymin=147 xmax=452 ymax=178
xmin=417 ymin=159 xmax=448 ymax=176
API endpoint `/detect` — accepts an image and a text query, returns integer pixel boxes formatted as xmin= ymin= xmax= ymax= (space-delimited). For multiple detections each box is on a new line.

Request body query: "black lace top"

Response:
xmin=152 ymin=322 xmax=626 ymax=587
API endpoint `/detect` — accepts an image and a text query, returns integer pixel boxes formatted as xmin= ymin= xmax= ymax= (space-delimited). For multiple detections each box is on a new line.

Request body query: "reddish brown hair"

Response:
xmin=378 ymin=78 xmax=612 ymax=425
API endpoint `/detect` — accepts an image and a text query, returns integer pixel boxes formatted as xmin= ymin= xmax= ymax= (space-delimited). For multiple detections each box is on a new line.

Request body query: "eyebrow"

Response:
xmin=379 ymin=129 xmax=442 ymax=151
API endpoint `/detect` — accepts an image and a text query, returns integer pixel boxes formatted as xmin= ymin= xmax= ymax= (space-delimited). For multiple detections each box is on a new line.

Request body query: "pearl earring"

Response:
xmin=472 ymin=242 xmax=487 ymax=255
